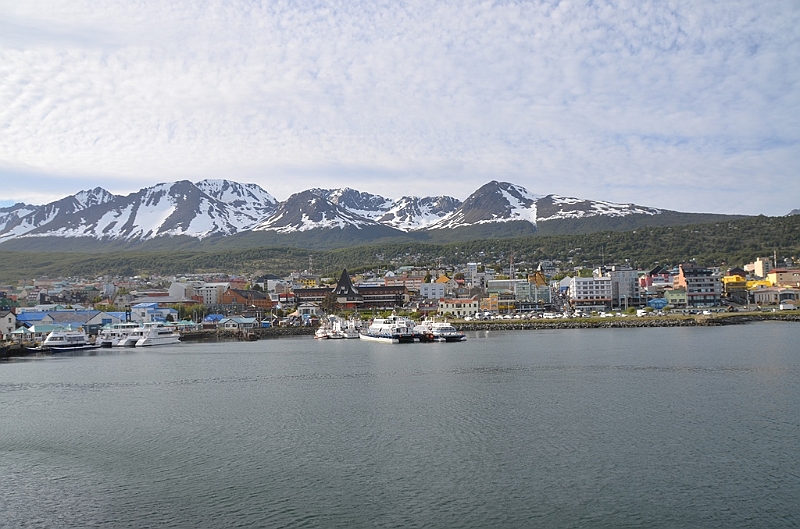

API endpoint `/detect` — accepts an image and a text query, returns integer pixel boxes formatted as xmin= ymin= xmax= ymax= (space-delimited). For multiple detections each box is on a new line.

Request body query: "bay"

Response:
xmin=1 ymin=322 xmax=798 ymax=528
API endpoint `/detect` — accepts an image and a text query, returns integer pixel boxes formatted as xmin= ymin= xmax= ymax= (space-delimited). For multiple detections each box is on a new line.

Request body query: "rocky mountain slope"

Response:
xmin=0 ymin=179 xmax=743 ymax=251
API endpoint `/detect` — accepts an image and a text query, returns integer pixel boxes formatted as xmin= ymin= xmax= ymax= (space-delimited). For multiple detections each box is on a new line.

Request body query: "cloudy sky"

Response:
xmin=1 ymin=0 xmax=798 ymax=215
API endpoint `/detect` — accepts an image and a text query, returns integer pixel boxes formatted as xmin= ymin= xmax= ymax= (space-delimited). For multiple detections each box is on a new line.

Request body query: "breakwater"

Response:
xmin=456 ymin=312 xmax=800 ymax=331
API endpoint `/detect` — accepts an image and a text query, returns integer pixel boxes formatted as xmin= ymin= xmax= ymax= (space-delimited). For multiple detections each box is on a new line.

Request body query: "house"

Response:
xmin=9 ymin=326 xmax=34 ymax=344
xmin=219 ymin=317 xmax=258 ymax=330
xmin=434 ymin=275 xmax=458 ymax=296
xmin=438 ymin=297 xmax=480 ymax=318
xmin=0 ymin=310 xmax=16 ymax=339
xmin=26 ymin=324 xmax=63 ymax=343
xmin=384 ymin=272 xmax=424 ymax=291
xmin=130 ymin=303 xmax=179 ymax=323
xmin=296 ymin=302 xmax=321 ymax=317
xmin=664 ymin=289 xmax=687 ymax=308
xmin=221 ymin=288 xmax=274 ymax=310
xmin=408 ymin=299 xmax=439 ymax=317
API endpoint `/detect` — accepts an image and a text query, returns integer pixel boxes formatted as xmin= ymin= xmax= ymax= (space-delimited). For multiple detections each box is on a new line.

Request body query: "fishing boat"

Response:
xmin=359 ymin=314 xmax=416 ymax=344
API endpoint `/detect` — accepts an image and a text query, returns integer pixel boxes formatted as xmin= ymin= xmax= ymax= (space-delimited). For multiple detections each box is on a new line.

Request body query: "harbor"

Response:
xmin=2 ymin=322 xmax=799 ymax=528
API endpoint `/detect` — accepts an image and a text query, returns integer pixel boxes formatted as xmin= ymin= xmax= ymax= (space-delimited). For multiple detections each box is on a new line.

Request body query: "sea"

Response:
xmin=1 ymin=322 xmax=798 ymax=528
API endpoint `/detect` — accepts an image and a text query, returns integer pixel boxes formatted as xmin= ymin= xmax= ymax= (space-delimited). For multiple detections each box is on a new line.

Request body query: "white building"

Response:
xmin=0 ymin=310 xmax=16 ymax=339
xmin=420 ymin=282 xmax=446 ymax=300
xmin=437 ymin=297 xmax=480 ymax=318
xmin=569 ymin=276 xmax=613 ymax=311
xmin=195 ymin=283 xmax=229 ymax=305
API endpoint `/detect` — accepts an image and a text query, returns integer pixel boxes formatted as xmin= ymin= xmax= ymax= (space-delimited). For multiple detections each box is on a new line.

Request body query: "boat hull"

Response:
xmin=359 ymin=333 xmax=415 ymax=344
xmin=135 ymin=336 xmax=181 ymax=347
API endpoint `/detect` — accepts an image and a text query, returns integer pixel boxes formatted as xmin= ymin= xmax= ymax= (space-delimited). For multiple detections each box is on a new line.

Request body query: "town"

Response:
xmin=1 ymin=253 xmax=799 ymax=346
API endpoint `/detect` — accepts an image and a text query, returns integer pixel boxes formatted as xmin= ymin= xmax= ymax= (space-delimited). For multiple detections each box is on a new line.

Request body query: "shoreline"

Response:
xmin=455 ymin=312 xmax=800 ymax=331
xmin=4 ymin=313 xmax=798 ymax=360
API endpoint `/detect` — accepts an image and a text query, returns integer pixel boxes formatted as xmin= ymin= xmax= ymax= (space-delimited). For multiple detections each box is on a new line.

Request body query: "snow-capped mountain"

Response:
xmin=0 ymin=187 xmax=116 ymax=242
xmin=533 ymin=195 xmax=660 ymax=221
xmin=427 ymin=181 xmax=660 ymax=230
xmin=788 ymin=209 xmax=800 ymax=216
xmin=310 ymin=187 xmax=461 ymax=230
xmin=427 ymin=181 xmax=543 ymax=229
xmin=252 ymin=190 xmax=391 ymax=233
xmin=0 ymin=179 xmax=709 ymax=250
xmin=0 ymin=180 xmax=277 ymax=242
xmin=376 ymin=195 xmax=463 ymax=231
xmin=195 ymin=179 xmax=277 ymax=225
xmin=309 ymin=188 xmax=395 ymax=217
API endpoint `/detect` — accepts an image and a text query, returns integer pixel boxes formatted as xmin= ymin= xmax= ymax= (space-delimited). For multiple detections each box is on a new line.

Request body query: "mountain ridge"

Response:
xmin=0 ymin=179 xmax=749 ymax=252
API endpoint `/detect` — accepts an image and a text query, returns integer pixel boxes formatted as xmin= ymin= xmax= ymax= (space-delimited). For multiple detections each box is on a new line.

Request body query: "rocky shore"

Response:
xmin=456 ymin=312 xmax=800 ymax=331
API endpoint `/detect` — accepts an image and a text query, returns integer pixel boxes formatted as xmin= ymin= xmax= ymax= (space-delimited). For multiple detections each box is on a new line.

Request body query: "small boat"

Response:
xmin=359 ymin=314 xmax=416 ymax=344
xmin=415 ymin=319 xmax=466 ymax=343
xmin=41 ymin=326 xmax=100 ymax=352
xmin=97 ymin=322 xmax=142 ymax=347
xmin=133 ymin=322 xmax=181 ymax=347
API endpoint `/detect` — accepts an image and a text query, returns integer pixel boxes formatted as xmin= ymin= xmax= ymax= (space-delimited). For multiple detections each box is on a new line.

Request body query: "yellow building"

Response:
xmin=766 ymin=268 xmax=800 ymax=288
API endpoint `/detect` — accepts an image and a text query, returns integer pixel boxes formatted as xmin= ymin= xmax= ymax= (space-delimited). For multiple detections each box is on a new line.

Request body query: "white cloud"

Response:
xmin=0 ymin=0 xmax=797 ymax=214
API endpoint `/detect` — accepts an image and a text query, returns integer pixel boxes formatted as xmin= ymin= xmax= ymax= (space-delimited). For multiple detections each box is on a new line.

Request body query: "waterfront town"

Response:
xmin=1 ymin=253 xmax=799 ymax=345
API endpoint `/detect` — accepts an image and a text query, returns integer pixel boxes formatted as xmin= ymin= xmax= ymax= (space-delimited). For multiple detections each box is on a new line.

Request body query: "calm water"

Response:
xmin=1 ymin=322 xmax=798 ymax=528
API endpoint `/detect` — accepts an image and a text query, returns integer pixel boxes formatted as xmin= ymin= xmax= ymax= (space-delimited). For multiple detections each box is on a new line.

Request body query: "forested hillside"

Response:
xmin=0 ymin=215 xmax=797 ymax=283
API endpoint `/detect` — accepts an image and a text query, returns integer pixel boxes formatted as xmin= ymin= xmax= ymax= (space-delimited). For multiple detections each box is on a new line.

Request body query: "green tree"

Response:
xmin=321 ymin=292 xmax=338 ymax=314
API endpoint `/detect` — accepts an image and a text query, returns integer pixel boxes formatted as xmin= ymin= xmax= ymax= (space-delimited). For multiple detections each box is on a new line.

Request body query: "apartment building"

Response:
xmin=673 ymin=263 xmax=722 ymax=307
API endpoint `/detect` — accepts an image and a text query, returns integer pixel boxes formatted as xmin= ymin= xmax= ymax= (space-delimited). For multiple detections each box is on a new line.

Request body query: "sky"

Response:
xmin=1 ymin=0 xmax=798 ymax=215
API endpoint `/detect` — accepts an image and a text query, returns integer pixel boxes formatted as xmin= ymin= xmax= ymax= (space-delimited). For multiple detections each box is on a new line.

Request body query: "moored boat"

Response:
xmin=415 ymin=319 xmax=466 ymax=342
xmin=134 ymin=322 xmax=181 ymax=347
xmin=98 ymin=322 xmax=142 ymax=347
xmin=41 ymin=326 xmax=100 ymax=352
xmin=316 ymin=315 xmax=362 ymax=339
xmin=359 ymin=314 xmax=416 ymax=344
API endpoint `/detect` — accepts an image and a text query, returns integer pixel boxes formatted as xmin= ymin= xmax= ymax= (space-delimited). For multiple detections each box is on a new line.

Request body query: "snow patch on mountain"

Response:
xmin=535 ymin=195 xmax=660 ymax=221
xmin=253 ymin=191 xmax=380 ymax=233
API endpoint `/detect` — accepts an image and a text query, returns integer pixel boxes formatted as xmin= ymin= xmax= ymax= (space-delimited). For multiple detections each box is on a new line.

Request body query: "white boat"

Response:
xmin=133 ymin=322 xmax=181 ymax=347
xmin=339 ymin=317 xmax=361 ymax=339
xmin=42 ymin=326 xmax=99 ymax=352
xmin=359 ymin=314 xmax=416 ymax=343
xmin=316 ymin=316 xmax=362 ymax=339
xmin=415 ymin=319 xmax=466 ymax=342
xmin=117 ymin=329 xmax=142 ymax=347
xmin=97 ymin=322 xmax=142 ymax=347
xmin=314 ymin=326 xmax=330 ymax=339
